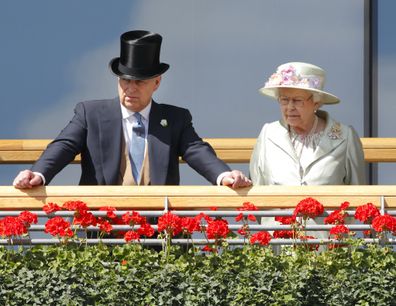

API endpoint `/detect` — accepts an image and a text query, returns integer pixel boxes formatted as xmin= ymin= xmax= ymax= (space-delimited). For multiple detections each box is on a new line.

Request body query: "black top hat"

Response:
xmin=109 ymin=30 xmax=169 ymax=80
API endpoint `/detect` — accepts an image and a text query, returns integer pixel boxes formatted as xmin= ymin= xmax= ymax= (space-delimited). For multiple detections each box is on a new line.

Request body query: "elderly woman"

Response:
xmin=250 ymin=62 xmax=365 ymax=186
xmin=249 ymin=62 xmax=366 ymax=246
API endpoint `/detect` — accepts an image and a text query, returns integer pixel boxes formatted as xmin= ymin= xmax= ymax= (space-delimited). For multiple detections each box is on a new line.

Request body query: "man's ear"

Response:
xmin=154 ymin=75 xmax=162 ymax=90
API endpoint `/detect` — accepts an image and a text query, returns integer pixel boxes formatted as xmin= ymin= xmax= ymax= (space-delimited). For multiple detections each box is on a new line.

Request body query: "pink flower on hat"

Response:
xmin=278 ymin=65 xmax=298 ymax=85
xmin=259 ymin=62 xmax=340 ymax=104
xmin=265 ymin=64 xmax=322 ymax=90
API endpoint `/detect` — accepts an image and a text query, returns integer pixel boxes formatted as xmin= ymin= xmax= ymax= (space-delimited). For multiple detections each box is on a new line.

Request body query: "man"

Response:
xmin=13 ymin=30 xmax=251 ymax=189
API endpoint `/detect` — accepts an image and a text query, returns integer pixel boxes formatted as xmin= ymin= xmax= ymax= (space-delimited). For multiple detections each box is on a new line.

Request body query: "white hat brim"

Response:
xmin=259 ymin=85 xmax=340 ymax=104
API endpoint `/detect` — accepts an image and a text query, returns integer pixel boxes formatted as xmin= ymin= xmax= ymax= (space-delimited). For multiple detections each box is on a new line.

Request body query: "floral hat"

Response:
xmin=259 ymin=62 xmax=340 ymax=104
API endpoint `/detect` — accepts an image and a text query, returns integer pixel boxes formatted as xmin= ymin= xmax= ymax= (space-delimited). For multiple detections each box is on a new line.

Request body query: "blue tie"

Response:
xmin=130 ymin=112 xmax=145 ymax=183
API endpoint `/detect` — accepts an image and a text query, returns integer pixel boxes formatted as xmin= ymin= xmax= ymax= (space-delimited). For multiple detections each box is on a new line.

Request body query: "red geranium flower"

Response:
xmin=73 ymin=210 xmax=97 ymax=228
xmin=274 ymin=216 xmax=297 ymax=239
xmin=275 ymin=216 xmax=297 ymax=225
xmin=238 ymin=228 xmax=247 ymax=236
xmin=112 ymin=216 xmax=128 ymax=237
xmin=18 ymin=211 xmax=38 ymax=226
xmin=124 ymin=230 xmax=140 ymax=242
xmin=122 ymin=211 xmax=146 ymax=226
xmin=98 ymin=219 xmax=113 ymax=234
xmin=273 ymin=230 xmax=294 ymax=239
xmin=235 ymin=213 xmax=257 ymax=222
xmin=195 ymin=212 xmax=213 ymax=224
xmin=62 ymin=200 xmax=88 ymax=213
xmin=158 ymin=212 xmax=182 ymax=237
xmin=206 ymin=219 xmax=230 ymax=240
xmin=0 ymin=216 xmax=27 ymax=237
xmin=137 ymin=223 xmax=155 ymax=237
xmin=371 ymin=214 xmax=396 ymax=233
xmin=235 ymin=214 xmax=244 ymax=222
xmin=44 ymin=216 xmax=73 ymax=238
xmin=238 ymin=202 xmax=258 ymax=211
xmin=202 ymin=245 xmax=216 ymax=253
xmin=324 ymin=202 xmax=350 ymax=225
xmin=329 ymin=224 xmax=350 ymax=240
xmin=235 ymin=202 xmax=258 ymax=222
xmin=238 ymin=224 xmax=249 ymax=237
xmin=99 ymin=206 xmax=117 ymax=219
xmin=180 ymin=217 xmax=200 ymax=235
xmin=43 ymin=202 xmax=61 ymax=214
xmin=250 ymin=231 xmax=271 ymax=246
xmin=293 ymin=197 xmax=324 ymax=219
xmin=354 ymin=203 xmax=380 ymax=223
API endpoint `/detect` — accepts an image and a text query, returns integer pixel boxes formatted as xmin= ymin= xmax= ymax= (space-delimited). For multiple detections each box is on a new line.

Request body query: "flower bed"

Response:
xmin=0 ymin=243 xmax=395 ymax=305
xmin=1 ymin=198 xmax=396 ymax=304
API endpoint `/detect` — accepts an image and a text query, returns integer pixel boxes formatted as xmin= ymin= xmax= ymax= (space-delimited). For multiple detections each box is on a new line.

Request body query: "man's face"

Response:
xmin=118 ymin=76 xmax=161 ymax=112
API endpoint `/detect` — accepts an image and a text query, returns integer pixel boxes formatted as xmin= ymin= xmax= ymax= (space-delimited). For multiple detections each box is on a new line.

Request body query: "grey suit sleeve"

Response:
xmin=31 ymin=102 xmax=87 ymax=184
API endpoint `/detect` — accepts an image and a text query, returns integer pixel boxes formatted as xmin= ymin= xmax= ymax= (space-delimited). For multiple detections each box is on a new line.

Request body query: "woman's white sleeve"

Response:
xmin=249 ymin=125 xmax=267 ymax=185
xmin=345 ymin=126 xmax=366 ymax=185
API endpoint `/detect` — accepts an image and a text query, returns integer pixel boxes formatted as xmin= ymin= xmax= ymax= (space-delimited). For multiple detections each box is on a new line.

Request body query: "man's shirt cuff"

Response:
xmin=33 ymin=172 xmax=46 ymax=185
xmin=216 ymin=171 xmax=231 ymax=186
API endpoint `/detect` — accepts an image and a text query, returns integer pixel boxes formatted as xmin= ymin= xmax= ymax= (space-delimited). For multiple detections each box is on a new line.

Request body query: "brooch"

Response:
xmin=328 ymin=122 xmax=342 ymax=140
xmin=160 ymin=119 xmax=168 ymax=127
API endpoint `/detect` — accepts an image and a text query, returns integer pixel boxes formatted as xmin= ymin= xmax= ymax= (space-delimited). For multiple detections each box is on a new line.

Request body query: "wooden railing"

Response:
xmin=1 ymin=138 xmax=396 ymax=164
xmin=2 ymin=185 xmax=395 ymax=247
xmin=1 ymin=185 xmax=396 ymax=210
xmin=2 ymin=139 xmax=395 ymax=246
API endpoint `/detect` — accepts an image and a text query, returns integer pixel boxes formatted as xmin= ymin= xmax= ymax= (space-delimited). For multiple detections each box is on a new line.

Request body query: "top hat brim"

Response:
xmin=259 ymin=85 xmax=340 ymax=105
xmin=109 ymin=57 xmax=169 ymax=80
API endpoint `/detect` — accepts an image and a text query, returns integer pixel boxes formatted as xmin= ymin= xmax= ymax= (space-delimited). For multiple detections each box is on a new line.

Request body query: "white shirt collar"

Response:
xmin=120 ymin=100 xmax=152 ymax=121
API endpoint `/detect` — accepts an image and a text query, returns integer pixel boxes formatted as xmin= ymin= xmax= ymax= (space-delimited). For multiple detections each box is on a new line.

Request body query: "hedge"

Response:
xmin=1 ymin=243 xmax=395 ymax=305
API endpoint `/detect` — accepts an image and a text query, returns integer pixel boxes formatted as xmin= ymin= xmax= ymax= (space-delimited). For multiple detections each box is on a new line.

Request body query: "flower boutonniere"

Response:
xmin=160 ymin=119 xmax=168 ymax=127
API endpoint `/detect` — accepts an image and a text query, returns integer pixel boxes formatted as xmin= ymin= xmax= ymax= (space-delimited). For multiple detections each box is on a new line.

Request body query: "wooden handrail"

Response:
xmin=1 ymin=138 xmax=396 ymax=164
xmin=1 ymin=185 xmax=396 ymax=210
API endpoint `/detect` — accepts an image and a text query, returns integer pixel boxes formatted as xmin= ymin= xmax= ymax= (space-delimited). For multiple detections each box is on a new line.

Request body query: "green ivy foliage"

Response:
xmin=0 ymin=244 xmax=395 ymax=305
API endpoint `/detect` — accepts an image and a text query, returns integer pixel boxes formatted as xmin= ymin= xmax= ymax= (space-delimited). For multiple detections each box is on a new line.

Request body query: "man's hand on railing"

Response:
xmin=13 ymin=169 xmax=43 ymax=189
xmin=221 ymin=170 xmax=252 ymax=189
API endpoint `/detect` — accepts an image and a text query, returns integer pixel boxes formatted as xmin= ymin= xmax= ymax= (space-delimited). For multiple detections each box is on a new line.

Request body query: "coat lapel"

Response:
xmin=148 ymin=101 xmax=171 ymax=184
xmin=267 ymin=121 xmax=298 ymax=163
xmin=301 ymin=114 xmax=345 ymax=171
xmin=98 ymin=98 xmax=123 ymax=184
xmin=267 ymin=115 xmax=346 ymax=174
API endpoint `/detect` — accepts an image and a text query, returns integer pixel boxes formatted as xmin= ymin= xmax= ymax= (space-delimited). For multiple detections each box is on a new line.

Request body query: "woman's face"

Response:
xmin=278 ymin=88 xmax=320 ymax=134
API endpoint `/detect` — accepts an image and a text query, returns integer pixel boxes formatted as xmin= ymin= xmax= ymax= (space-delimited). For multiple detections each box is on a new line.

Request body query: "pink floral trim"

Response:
xmin=265 ymin=65 xmax=322 ymax=89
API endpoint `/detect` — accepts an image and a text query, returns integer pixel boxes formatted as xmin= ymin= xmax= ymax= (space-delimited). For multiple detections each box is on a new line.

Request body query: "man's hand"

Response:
xmin=221 ymin=170 xmax=252 ymax=189
xmin=13 ymin=170 xmax=43 ymax=189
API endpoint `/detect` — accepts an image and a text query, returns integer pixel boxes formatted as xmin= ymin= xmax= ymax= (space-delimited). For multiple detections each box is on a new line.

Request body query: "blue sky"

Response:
xmin=1 ymin=0 xmax=394 ymax=185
